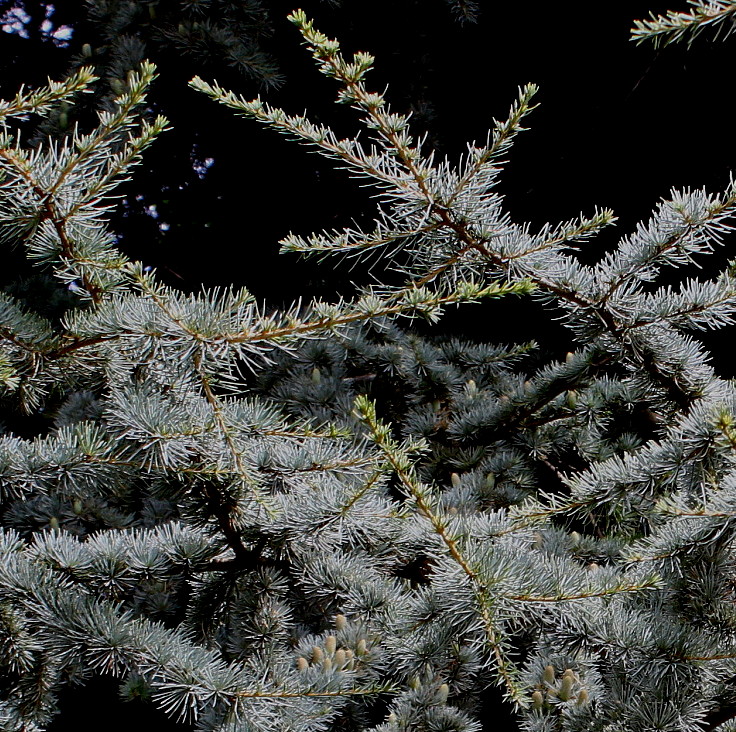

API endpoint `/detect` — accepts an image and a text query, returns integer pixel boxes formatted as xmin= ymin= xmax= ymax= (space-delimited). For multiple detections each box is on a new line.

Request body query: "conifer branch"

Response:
xmin=0 ymin=67 xmax=97 ymax=121
xmin=194 ymin=350 xmax=275 ymax=519
xmin=193 ymin=14 xmax=736 ymax=413
xmin=0 ymin=146 xmax=105 ymax=302
xmin=233 ymin=684 xmax=397 ymax=698
xmin=631 ymin=1 xmax=736 ymax=46
xmin=354 ymin=396 xmax=526 ymax=707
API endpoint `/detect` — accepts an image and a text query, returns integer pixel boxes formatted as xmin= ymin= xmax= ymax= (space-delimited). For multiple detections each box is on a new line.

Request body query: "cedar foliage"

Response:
xmin=3 ymin=6 xmax=736 ymax=732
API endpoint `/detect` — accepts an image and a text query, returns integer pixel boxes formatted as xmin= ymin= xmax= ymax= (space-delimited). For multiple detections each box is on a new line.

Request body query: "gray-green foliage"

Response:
xmin=632 ymin=1 xmax=736 ymax=47
xmin=2 ymin=8 xmax=736 ymax=732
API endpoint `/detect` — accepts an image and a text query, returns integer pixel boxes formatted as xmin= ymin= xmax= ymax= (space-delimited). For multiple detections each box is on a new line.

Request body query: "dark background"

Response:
xmin=1 ymin=0 xmax=734 ymax=728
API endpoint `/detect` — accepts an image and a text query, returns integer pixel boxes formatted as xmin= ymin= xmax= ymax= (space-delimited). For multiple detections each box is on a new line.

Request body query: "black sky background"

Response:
xmin=2 ymin=0 xmax=735 ymax=728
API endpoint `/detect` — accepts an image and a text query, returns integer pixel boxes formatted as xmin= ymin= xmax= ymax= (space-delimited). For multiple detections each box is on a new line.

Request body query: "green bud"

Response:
xmin=49 ymin=516 xmax=60 ymax=530
xmin=466 ymin=379 xmax=477 ymax=397
xmin=334 ymin=649 xmax=346 ymax=669
xmin=322 ymin=656 xmax=332 ymax=672
xmin=312 ymin=646 xmax=323 ymax=663
xmin=531 ymin=690 xmax=544 ymax=709
xmin=566 ymin=389 xmax=578 ymax=408
xmin=311 ymin=367 xmax=321 ymax=385
xmin=72 ymin=499 xmax=83 ymax=515
xmin=570 ymin=531 xmax=581 ymax=546
xmin=335 ymin=613 xmax=347 ymax=630
xmin=543 ymin=664 xmax=555 ymax=685
xmin=576 ymin=688 xmax=589 ymax=705
xmin=81 ymin=43 xmax=92 ymax=57
xmin=436 ymin=683 xmax=449 ymax=704
xmin=408 ymin=676 xmax=421 ymax=690
xmin=325 ymin=635 xmax=336 ymax=655
xmin=558 ymin=675 xmax=574 ymax=701
xmin=485 ymin=473 xmax=496 ymax=490
xmin=356 ymin=639 xmax=367 ymax=655
xmin=451 ymin=472 xmax=461 ymax=488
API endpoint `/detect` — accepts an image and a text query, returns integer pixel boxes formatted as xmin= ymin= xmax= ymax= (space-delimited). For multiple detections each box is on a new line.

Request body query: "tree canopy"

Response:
xmin=3 ymin=3 xmax=736 ymax=732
